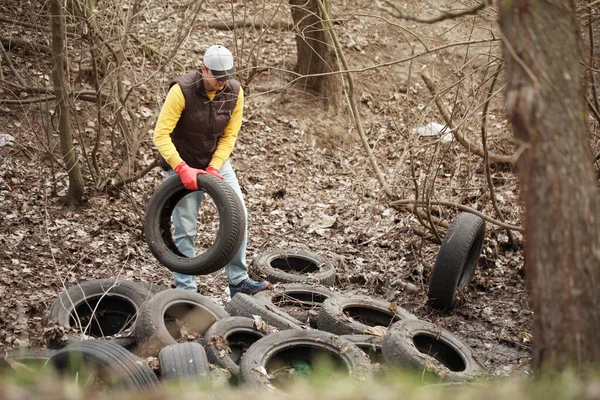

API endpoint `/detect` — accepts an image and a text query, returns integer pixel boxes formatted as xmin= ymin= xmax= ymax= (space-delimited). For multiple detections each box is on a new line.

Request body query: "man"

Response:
xmin=153 ymin=44 xmax=270 ymax=297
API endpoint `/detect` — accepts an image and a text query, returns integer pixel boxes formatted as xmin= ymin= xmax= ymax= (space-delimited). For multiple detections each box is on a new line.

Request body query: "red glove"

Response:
xmin=174 ymin=162 xmax=206 ymax=190
xmin=206 ymin=165 xmax=224 ymax=180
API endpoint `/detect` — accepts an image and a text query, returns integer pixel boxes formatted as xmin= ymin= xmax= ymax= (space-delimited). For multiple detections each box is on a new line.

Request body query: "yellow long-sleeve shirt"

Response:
xmin=153 ymin=83 xmax=244 ymax=170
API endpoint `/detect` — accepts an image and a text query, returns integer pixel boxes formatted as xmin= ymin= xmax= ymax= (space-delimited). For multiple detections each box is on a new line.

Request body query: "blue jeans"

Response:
xmin=166 ymin=160 xmax=249 ymax=291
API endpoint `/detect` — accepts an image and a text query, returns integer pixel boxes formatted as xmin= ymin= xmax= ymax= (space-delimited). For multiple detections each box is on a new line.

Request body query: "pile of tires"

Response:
xmin=222 ymin=280 xmax=486 ymax=384
xmin=10 ymin=261 xmax=486 ymax=393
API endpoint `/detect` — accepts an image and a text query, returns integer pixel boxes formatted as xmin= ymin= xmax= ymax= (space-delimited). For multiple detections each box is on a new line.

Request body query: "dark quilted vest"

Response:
xmin=170 ymin=71 xmax=241 ymax=169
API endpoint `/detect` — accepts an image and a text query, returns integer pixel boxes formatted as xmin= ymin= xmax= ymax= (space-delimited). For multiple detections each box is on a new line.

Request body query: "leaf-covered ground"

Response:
xmin=0 ymin=0 xmax=530 ymax=377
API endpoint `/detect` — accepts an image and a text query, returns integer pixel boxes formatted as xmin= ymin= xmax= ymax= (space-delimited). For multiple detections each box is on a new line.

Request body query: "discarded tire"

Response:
xmin=133 ymin=289 xmax=230 ymax=356
xmin=47 ymin=340 xmax=159 ymax=391
xmin=56 ymin=336 xmax=137 ymax=351
xmin=428 ymin=212 xmax=486 ymax=310
xmin=382 ymin=319 xmax=485 ymax=382
xmin=0 ymin=348 xmax=57 ymax=371
xmin=317 ymin=294 xmax=416 ymax=335
xmin=138 ymin=281 xmax=170 ymax=294
xmin=342 ymin=334 xmax=385 ymax=366
xmin=202 ymin=316 xmax=267 ymax=377
xmin=253 ymin=283 xmax=335 ymax=327
xmin=240 ymin=329 xmax=372 ymax=387
xmin=225 ymin=293 xmax=303 ymax=330
xmin=252 ymin=248 xmax=336 ymax=286
xmin=159 ymin=342 xmax=210 ymax=382
xmin=48 ymin=278 xmax=153 ymax=349
xmin=144 ymin=174 xmax=246 ymax=275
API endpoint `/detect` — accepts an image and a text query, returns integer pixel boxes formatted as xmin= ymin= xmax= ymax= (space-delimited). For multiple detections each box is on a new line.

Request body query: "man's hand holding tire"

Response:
xmin=175 ymin=161 xmax=206 ymax=190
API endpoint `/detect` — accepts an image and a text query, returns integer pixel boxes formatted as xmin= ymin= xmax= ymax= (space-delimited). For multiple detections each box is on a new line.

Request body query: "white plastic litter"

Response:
xmin=412 ymin=122 xmax=453 ymax=143
xmin=0 ymin=133 xmax=15 ymax=147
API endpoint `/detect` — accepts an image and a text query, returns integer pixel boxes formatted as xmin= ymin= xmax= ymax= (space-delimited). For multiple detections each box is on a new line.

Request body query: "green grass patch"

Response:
xmin=1 ymin=360 xmax=599 ymax=400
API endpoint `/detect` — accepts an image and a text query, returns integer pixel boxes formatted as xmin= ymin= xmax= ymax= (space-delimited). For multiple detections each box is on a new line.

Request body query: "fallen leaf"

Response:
xmin=364 ymin=325 xmax=387 ymax=337
xmin=253 ymin=315 xmax=279 ymax=334
xmin=519 ymin=332 xmax=533 ymax=343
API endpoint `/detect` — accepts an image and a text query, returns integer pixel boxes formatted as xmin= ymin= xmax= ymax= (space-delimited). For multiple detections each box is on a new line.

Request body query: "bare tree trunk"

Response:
xmin=499 ymin=0 xmax=600 ymax=372
xmin=50 ymin=0 xmax=84 ymax=206
xmin=289 ymin=0 xmax=341 ymax=110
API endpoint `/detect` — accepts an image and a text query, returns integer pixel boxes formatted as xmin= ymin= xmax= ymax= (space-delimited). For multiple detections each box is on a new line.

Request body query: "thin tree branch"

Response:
xmin=109 ymin=158 xmax=160 ymax=189
xmin=0 ymin=42 xmax=26 ymax=87
xmin=420 ymin=65 xmax=516 ymax=165
xmin=588 ymin=96 xmax=600 ymax=124
xmin=0 ymin=90 xmax=109 ymax=105
xmin=0 ymin=16 xmax=77 ymax=37
xmin=1 ymin=37 xmax=52 ymax=54
xmin=375 ymin=0 xmax=486 ymax=24
xmin=390 ymin=199 xmax=524 ymax=232
xmin=588 ymin=0 xmax=600 ymax=119
xmin=202 ymin=19 xmax=292 ymax=31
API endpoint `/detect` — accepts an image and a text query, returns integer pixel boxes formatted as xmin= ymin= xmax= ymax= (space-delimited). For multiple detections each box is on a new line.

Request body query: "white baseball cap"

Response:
xmin=203 ymin=45 xmax=235 ymax=81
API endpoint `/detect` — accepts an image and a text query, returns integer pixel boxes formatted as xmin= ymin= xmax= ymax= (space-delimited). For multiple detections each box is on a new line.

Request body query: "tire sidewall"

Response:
xmin=382 ymin=319 xmax=484 ymax=382
xmin=253 ymin=249 xmax=336 ymax=285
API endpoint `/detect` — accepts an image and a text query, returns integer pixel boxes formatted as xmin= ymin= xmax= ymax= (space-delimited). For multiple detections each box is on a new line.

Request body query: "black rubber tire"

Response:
xmin=252 ymin=248 xmax=336 ymax=286
xmin=225 ymin=293 xmax=303 ymax=330
xmin=0 ymin=348 xmax=57 ymax=371
xmin=427 ymin=212 xmax=486 ymax=311
xmin=57 ymin=336 xmax=137 ymax=351
xmin=144 ymin=174 xmax=246 ymax=275
xmin=317 ymin=294 xmax=417 ymax=335
xmin=342 ymin=335 xmax=385 ymax=365
xmin=240 ymin=329 xmax=372 ymax=387
xmin=381 ymin=319 xmax=485 ymax=382
xmin=158 ymin=342 xmax=210 ymax=382
xmin=133 ymin=289 xmax=229 ymax=356
xmin=253 ymin=283 xmax=335 ymax=327
xmin=202 ymin=316 xmax=267 ymax=377
xmin=48 ymin=278 xmax=153 ymax=349
xmin=47 ymin=340 xmax=159 ymax=391
xmin=138 ymin=281 xmax=170 ymax=294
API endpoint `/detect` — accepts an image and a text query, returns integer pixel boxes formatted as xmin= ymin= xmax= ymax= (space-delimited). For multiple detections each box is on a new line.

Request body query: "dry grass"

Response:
xmin=0 ymin=365 xmax=598 ymax=400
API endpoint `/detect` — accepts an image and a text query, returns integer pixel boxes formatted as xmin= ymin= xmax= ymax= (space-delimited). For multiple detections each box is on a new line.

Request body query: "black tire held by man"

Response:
xmin=144 ymin=174 xmax=246 ymax=275
xmin=251 ymin=248 xmax=336 ymax=286
xmin=381 ymin=319 xmax=485 ymax=382
xmin=48 ymin=278 xmax=153 ymax=350
xmin=47 ymin=340 xmax=159 ymax=391
xmin=427 ymin=212 xmax=486 ymax=311
xmin=240 ymin=329 xmax=373 ymax=387
xmin=202 ymin=316 xmax=267 ymax=377
xmin=158 ymin=342 xmax=210 ymax=382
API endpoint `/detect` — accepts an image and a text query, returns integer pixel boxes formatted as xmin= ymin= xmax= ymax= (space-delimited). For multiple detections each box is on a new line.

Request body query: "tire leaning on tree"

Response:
xmin=427 ymin=212 xmax=486 ymax=311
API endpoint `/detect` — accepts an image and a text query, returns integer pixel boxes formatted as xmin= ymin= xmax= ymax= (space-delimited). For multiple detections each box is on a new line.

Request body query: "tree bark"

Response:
xmin=289 ymin=0 xmax=341 ymax=110
xmin=499 ymin=0 xmax=600 ymax=372
xmin=51 ymin=0 xmax=84 ymax=206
